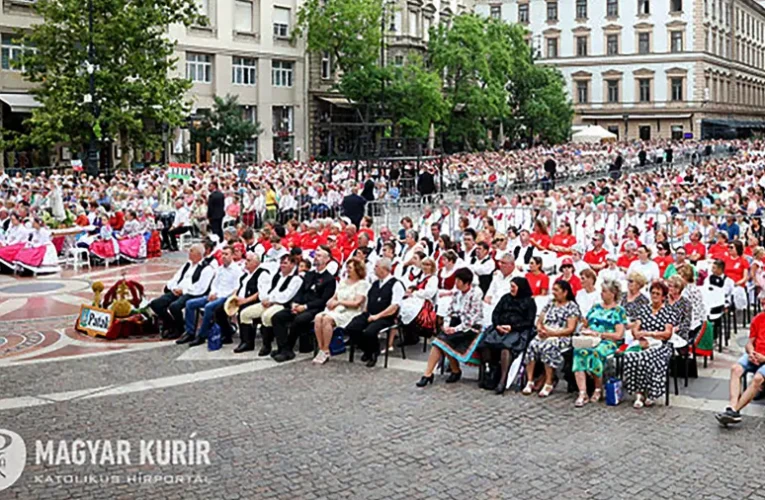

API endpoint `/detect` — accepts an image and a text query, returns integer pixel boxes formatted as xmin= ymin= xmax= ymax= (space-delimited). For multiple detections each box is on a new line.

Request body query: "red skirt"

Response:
xmin=147 ymin=231 xmax=162 ymax=258
xmin=0 ymin=242 xmax=25 ymax=268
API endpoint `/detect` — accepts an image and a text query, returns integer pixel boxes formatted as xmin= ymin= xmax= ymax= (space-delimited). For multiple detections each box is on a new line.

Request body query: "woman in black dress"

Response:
xmin=478 ymin=277 xmax=537 ymax=394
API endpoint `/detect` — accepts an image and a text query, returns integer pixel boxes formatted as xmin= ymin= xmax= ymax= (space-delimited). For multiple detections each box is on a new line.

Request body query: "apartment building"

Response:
xmin=474 ymin=0 xmax=765 ymax=140
xmin=0 ymin=0 xmax=306 ymax=170
xmin=307 ymin=0 xmax=474 ymax=158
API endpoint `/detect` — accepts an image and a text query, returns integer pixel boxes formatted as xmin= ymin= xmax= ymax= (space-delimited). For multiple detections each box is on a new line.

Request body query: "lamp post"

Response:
xmin=86 ymin=0 xmax=100 ymax=177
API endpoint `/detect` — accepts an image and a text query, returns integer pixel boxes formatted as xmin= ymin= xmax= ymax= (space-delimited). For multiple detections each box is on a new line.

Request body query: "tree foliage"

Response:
xmin=17 ymin=0 xmax=203 ymax=164
xmin=193 ymin=94 xmax=262 ymax=159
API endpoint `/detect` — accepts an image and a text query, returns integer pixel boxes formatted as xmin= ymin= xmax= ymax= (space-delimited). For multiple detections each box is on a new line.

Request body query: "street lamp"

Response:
xmin=86 ymin=0 xmax=100 ymax=177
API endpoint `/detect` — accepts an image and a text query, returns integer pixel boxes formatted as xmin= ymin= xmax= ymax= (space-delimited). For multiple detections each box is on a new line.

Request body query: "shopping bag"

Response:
xmin=329 ymin=328 xmax=346 ymax=356
xmin=207 ymin=324 xmax=222 ymax=351
xmin=605 ymin=378 xmax=623 ymax=406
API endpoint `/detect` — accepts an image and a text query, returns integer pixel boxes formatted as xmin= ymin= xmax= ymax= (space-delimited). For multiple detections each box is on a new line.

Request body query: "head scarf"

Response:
xmin=511 ymin=276 xmax=533 ymax=300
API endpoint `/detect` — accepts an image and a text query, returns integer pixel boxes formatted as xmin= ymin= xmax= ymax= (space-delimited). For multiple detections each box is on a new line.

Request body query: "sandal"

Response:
xmin=522 ymin=382 xmax=535 ymax=395
xmin=644 ymin=398 xmax=655 ymax=407
xmin=633 ymin=394 xmax=645 ymax=409
xmin=538 ymin=384 xmax=554 ymax=398
xmin=591 ymin=388 xmax=602 ymax=403
xmin=575 ymin=391 xmax=589 ymax=408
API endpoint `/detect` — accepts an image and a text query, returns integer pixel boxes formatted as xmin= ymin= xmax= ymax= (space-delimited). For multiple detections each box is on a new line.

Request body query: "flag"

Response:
xmin=168 ymin=163 xmax=192 ymax=181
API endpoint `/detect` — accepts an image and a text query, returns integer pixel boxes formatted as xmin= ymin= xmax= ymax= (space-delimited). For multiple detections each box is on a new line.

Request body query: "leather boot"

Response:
xmin=259 ymin=326 xmax=274 ymax=356
xmin=234 ymin=324 xmax=254 ymax=353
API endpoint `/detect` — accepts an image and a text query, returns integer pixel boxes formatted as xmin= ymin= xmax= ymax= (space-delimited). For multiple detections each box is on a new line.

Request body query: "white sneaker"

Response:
xmin=312 ymin=351 xmax=326 ymax=364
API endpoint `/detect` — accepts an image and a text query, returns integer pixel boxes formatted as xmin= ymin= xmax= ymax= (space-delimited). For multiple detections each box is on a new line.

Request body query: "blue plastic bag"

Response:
xmin=207 ymin=324 xmax=222 ymax=351
xmin=329 ymin=328 xmax=346 ymax=356
xmin=605 ymin=378 xmax=623 ymax=406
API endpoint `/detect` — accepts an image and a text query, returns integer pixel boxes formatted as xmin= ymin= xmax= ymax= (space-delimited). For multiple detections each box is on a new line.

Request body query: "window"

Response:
xmin=490 ymin=5 xmax=501 ymax=19
xmin=638 ymin=78 xmax=651 ymax=102
xmin=671 ymin=125 xmax=683 ymax=140
xmin=638 ymin=0 xmax=650 ymax=15
xmin=575 ymin=0 xmax=587 ymax=19
xmin=409 ymin=11 xmax=418 ymax=37
xmin=638 ymin=32 xmax=650 ymax=54
xmin=1 ymin=34 xmax=33 ymax=72
xmin=186 ymin=52 xmax=212 ymax=83
xmin=272 ymin=106 xmax=294 ymax=133
xmin=670 ymin=0 xmax=682 ymax=12
xmin=576 ymin=36 xmax=588 ymax=56
xmin=242 ymin=106 xmax=258 ymax=160
xmin=518 ymin=3 xmax=529 ymax=23
xmin=391 ymin=11 xmax=401 ymax=31
xmin=546 ymin=37 xmax=558 ymax=58
xmin=273 ymin=7 xmax=291 ymax=38
xmin=423 ymin=16 xmax=431 ymax=42
xmin=394 ymin=54 xmax=404 ymax=66
xmin=606 ymin=34 xmax=619 ymax=55
xmin=577 ymin=81 xmax=588 ymax=104
xmin=235 ymin=1 xmax=253 ymax=32
xmin=232 ymin=56 xmax=257 ymax=85
xmin=671 ymin=77 xmax=684 ymax=101
xmin=606 ymin=80 xmax=619 ymax=103
xmin=670 ymin=31 xmax=683 ymax=52
xmin=639 ymin=125 xmax=651 ymax=140
xmin=271 ymin=60 xmax=293 ymax=87
xmin=321 ymin=52 xmax=331 ymax=79
xmin=606 ymin=0 xmax=618 ymax=17
xmin=546 ymin=2 xmax=558 ymax=21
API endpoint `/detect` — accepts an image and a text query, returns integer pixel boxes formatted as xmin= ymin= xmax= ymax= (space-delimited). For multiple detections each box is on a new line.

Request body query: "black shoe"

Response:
xmin=188 ymin=337 xmax=206 ymax=347
xmin=234 ymin=342 xmax=254 ymax=354
xmin=176 ymin=333 xmax=195 ymax=345
xmin=298 ymin=344 xmax=314 ymax=354
xmin=273 ymin=350 xmax=296 ymax=363
xmin=365 ymin=352 xmax=378 ymax=368
xmin=258 ymin=345 xmax=272 ymax=357
xmin=445 ymin=371 xmax=462 ymax=384
xmin=361 ymin=352 xmax=371 ymax=362
xmin=221 ymin=337 xmax=233 ymax=345
xmin=715 ymin=407 xmax=742 ymax=426
xmin=270 ymin=349 xmax=280 ymax=359
xmin=415 ymin=375 xmax=434 ymax=387
xmin=494 ymin=384 xmax=506 ymax=395
xmin=162 ymin=330 xmax=181 ymax=340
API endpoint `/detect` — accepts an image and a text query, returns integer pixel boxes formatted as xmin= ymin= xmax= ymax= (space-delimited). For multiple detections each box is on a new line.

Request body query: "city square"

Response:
xmin=4 ymin=0 xmax=765 ymax=499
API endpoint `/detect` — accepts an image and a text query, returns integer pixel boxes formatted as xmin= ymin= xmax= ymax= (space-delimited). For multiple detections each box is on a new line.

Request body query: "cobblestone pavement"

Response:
xmin=3 ymin=356 xmax=765 ymax=500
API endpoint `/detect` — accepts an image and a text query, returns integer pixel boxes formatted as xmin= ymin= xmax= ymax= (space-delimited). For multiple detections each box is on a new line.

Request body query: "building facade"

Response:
xmin=474 ymin=0 xmax=765 ymax=140
xmin=0 ymin=0 xmax=307 ymax=170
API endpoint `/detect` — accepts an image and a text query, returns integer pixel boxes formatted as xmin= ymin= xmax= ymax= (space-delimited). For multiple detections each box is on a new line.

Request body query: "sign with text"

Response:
xmin=75 ymin=305 xmax=115 ymax=338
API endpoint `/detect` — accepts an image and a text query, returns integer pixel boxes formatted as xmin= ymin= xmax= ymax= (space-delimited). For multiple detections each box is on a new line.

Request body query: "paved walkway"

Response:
xmin=1 ymin=262 xmax=764 ymax=499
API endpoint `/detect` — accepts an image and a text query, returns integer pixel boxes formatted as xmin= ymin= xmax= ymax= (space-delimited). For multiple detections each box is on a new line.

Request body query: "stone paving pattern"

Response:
xmin=5 ymin=360 xmax=765 ymax=500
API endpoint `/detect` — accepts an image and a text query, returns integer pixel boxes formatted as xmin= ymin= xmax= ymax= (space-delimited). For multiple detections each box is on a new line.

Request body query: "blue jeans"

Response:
xmin=185 ymin=296 xmax=227 ymax=339
xmin=737 ymin=354 xmax=765 ymax=377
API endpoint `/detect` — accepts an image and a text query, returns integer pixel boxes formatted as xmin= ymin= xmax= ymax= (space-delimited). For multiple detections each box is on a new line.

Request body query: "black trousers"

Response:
xmin=149 ymin=292 xmax=196 ymax=334
xmin=271 ymin=307 xmax=321 ymax=352
xmin=345 ymin=313 xmax=395 ymax=357
xmin=210 ymin=218 xmax=223 ymax=240
xmin=214 ymin=302 xmax=259 ymax=341
xmin=162 ymin=226 xmax=190 ymax=251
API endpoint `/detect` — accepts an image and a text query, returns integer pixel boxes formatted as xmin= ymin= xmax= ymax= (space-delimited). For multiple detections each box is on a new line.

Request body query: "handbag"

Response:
xmin=207 ymin=324 xmax=222 ymax=351
xmin=572 ymin=335 xmax=601 ymax=349
xmin=414 ymin=300 xmax=437 ymax=331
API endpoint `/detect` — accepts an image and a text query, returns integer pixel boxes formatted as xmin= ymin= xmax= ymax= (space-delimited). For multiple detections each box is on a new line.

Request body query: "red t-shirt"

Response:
xmin=525 ymin=272 xmax=549 ymax=296
xmin=724 ymin=256 xmax=748 ymax=284
xmin=584 ymin=248 xmax=609 ymax=270
xmin=551 ymin=234 xmax=576 ymax=256
xmin=617 ymin=253 xmax=638 ymax=270
xmin=654 ymin=255 xmax=674 ymax=277
xmin=556 ymin=275 xmax=582 ymax=295
xmin=300 ymin=232 xmax=324 ymax=251
xmin=708 ymin=243 xmax=729 ymax=261
xmin=749 ymin=313 xmax=765 ymax=356
xmin=684 ymin=242 xmax=706 ymax=261
xmin=530 ymin=232 xmax=551 ymax=250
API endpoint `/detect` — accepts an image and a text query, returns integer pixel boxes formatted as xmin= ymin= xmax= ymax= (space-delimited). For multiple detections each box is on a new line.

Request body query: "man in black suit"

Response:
xmin=543 ymin=156 xmax=557 ymax=189
xmin=361 ymin=174 xmax=375 ymax=202
xmin=417 ymin=167 xmax=436 ymax=203
xmin=341 ymin=187 xmax=366 ymax=228
xmin=270 ymin=247 xmax=337 ymax=362
xmin=207 ymin=181 xmax=225 ymax=240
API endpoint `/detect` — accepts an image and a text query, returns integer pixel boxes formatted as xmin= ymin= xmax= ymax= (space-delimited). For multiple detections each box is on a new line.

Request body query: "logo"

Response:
xmin=0 ymin=430 xmax=26 ymax=491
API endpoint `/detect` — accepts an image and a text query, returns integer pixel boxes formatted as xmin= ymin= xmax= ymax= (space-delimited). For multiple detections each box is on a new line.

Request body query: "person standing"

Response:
xmin=341 ymin=187 xmax=367 ymax=229
xmin=417 ymin=167 xmax=436 ymax=203
xmin=207 ymin=181 xmax=225 ymax=240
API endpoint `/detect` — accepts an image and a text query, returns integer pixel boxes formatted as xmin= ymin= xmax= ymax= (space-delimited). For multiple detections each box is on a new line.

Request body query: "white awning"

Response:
xmin=581 ymin=113 xmax=692 ymax=121
xmin=318 ymin=95 xmax=354 ymax=108
xmin=0 ymin=93 xmax=41 ymax=113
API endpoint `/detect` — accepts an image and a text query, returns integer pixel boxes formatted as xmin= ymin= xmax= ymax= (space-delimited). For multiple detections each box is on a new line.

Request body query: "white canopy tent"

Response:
xmin=571 ymin=125 xmax=617 ymax=144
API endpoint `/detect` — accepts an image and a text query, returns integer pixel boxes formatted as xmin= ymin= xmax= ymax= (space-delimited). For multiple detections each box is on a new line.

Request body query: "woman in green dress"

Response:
xmin=572 ymin=279 xmax=627 ymax=407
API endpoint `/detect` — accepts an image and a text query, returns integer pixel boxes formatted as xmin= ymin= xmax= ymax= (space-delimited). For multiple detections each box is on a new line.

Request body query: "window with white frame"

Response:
xmin=394 ymin=54 xmax=404 ymax=66
xmin=638 ymin=32 xmax=650 ymax=54
xmin=606 ymin=79 xmax=619 ymax=103
xmin=273 ymin=7 xmax=291 ymax=38
xmin=575 ymin=0 xmax=587 ymax=19
xmin=321 ymin=51 xmax=331 ymax=79
xmin=235 ymin=1 xmax=253 ymax=32
xmin=232 ymin=56 xmax=257 ymax=85
xmin=546 ymin=37 xmax=558 ymax=58
xmin=518 ymin=3 xmax=529 ymax=23
xmin=271 ymin=60 xmax=293 ymax=87
xmin=409 ymin=11 xmax=418 ymax=37
xmin=607 ymin=34 xmax=619 ymax=55
xmin=671 ymin=77 xmax=684 ymax=101
xmin=670 ymin=31 xmax=683 ymax=52
xmin=490 ymin=5 xmax=501 ymax=19
xmin=1 ymin=34 xmax=34 ymax=72
xmin=391 ymin=11 xmax=402 ymax=32
xmin=186 ymin=52 xmax=212 ymax=83
xmin=272 ymin=106 xmax=294 ymax=133
xmin=576 ymin=81 xmax=589 ymax=104
xmin=547 ymin=2 xmax=558 ymax=21
xmin=606 ymin=0 xmax=618 ymax=17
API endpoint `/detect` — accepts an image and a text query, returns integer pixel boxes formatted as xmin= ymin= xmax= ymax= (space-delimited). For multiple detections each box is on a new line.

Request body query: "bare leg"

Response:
xmin=314 ymin=315 xmax=325 ymax=351
xmin=424 ymin=346 xmax=444 ymax=377
xmin=574 ymin=371 xmax=588 ymax=393
xmin=544 ymin=365 xmax=555 ymax=386
xmin=447 ymin=355 xmax=460 ymax=374
xmin=322 ymin=317 xmax=336 ymax=352
xmin=729 ymin=364 xmax=745 ymax=409
xmin=735 ymin=373 xmax=764 ymax=411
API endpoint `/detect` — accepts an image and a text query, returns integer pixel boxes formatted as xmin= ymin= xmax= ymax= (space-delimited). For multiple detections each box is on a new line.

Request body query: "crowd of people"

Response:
xmin=3 ymin=137 xmax=765 ymax=425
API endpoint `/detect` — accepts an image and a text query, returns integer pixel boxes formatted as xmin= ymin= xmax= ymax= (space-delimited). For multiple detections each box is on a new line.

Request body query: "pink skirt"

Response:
xmin=90 ymin=239 xmax=117 ymax=260
xmin=15 ymin=246 xmax=46 ymax=267
xmin=0 ymin=242 xmax=25 ymax=269
xmin=118 ymin=235 xmax=146 ymax=261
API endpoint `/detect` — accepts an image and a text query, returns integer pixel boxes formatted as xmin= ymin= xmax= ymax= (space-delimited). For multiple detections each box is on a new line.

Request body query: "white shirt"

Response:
xmin=186 ymin=263 xmax=216 ymax=297
xmin=576 ymin=288 xmax=601 ymax=317
xmin=471 ymin=255 xmax=496 ymax=277
xmin=173 ymin=206 xmax=191 ymax=228
xmin=210 ymin=263 xmax=244 ymax=298
xmin=484 ymin=269 xmax=522 ymax=305
xmin=264 ymin=272 xmax=303 ymax=304
xmin=627 ymin=259 xmax=660 ymax=284
xmin=237 ymin=267 xmax=272 ymax=299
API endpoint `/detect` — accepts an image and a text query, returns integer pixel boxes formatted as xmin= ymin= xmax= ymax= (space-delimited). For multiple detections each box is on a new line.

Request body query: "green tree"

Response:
xmin=194 ymin=94 xmax=262 ymax=164
xmin=18 ymin=0 xmax=203 ymax=166
xmin=385 ymin=60 xmax=447 ymax=138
